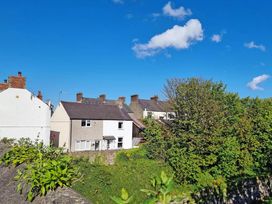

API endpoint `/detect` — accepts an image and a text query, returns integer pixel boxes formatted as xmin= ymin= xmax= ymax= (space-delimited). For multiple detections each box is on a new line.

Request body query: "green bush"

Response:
xmin=0 ymin=139 xmax=79 ymax=202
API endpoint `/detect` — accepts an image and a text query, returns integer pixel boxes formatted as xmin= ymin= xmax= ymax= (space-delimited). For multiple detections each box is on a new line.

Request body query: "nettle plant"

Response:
xmin=0 ymin=138 xmax=79 ymax=202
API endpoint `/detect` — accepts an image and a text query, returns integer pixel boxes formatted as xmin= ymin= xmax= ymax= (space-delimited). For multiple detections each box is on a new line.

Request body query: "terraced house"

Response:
xmin=129 ymin=94 xmax=175 ymax=120
xmin=50 ymin=97 xmax=134 ymax=152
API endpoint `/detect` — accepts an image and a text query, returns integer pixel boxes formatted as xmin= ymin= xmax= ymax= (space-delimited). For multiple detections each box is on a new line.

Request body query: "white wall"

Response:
xmin=143 ymin=110 xmax=175 ymax=120
xmin=0 ymin=88 xmax=51 ymax=145
xmin=50 ymin=103 xmax=71 ymax=151
xmin=103 ymin=120 xmax=133 ymax=149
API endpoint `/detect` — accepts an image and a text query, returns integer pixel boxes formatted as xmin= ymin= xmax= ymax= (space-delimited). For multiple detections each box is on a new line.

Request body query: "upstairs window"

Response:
xmin=118 ymin=122 xmax=123 ymax=129
xmin=81 ymin=120 xmax=91 ymax=127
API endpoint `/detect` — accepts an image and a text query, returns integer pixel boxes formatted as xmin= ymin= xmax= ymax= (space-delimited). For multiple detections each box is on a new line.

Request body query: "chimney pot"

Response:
xmin=117 ymin=96 xmax=125 ymax=108
xmin=150 ymin=95 xmax=159 ymax=102
xmin=99 ymin=94 xmax=106 ymax=103
xmin=76 ymin=92 xmax=83 ymax=103
xmin=37 ymin=91 xmax=43 ymax=101
xmin=131 ymin=94 xmax=139 ymax=103
xmin=3 ymin=79 xmax=7 ymax=83
xmin=18 ymin=71 xmax=22 ymax=77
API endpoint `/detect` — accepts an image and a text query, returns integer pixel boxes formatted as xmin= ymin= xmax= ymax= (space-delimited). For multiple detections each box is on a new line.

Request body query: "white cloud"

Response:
xmin=211 ymin=34 xmax=222 ymax=43
xmin=163 ymin=1 xmax=192 ymax=19
xmin=132 ymin=19 xmax=203 ymax=58
xmin=112 ymin=0 xmax=124 ymax=4
xmin=247 ymin=74 xmax=270 ymax=90
xmin=244 ymin=41 xmax=266 ymax=52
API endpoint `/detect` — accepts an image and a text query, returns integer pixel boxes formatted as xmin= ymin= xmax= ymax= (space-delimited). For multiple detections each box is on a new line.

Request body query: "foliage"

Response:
xmin=141 ymin=171 xmax=195 ymax=204
xmin=142 ymin=78 xmax=272 ymax=202
xmin=0 ymin=138 xmax=39 ymax=166
xmin=0 ymin=137 xmax=15 ymax=146
xmin=111 ymin=188 xmax=133 ymax=204
xmin=141 ymin=118 xmax=170 ymax=160
xmin=0 ymin=139 xmax=79 ymax=202
xmin=72 ymin=149 xmax=173 ymax=204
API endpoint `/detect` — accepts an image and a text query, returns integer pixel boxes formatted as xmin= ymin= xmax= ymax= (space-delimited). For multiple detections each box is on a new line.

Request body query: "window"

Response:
xmin=81 ymin=120 xmax=91 ymax=127
xmin=118 ymin=122 xmax=123 ymax=129
xmin=147 ymin=112 xmax=153 ymax=118
xmin=118 ymin=137 xmax=123 ymax=149
xmin=75 ymin=140 xmax=91 ymax=151
xmin=168 ymin=113 xmax=175 ymax=119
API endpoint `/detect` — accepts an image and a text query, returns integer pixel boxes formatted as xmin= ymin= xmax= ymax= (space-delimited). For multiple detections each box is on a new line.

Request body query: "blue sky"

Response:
xmin=0 ymin=0 xmax=271 ymax=105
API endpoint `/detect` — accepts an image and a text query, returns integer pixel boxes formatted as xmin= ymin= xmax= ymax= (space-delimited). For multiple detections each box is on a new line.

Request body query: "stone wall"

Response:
xmin=69 ymin=150 xmax=118 ymax=165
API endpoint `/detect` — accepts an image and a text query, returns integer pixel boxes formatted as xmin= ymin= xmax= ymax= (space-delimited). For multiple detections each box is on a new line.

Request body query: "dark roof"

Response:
xmin=82 ymin=97 xmax=133 ymax=113
xmin=61 ymin=101 xmax=132 ymax=120
xmin=138 ymin=99 xmax=173 ymax=112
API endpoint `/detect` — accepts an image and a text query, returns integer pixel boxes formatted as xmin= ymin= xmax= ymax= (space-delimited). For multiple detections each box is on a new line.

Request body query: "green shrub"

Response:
xmin=0 ymin=139 xmax=79 ymax=202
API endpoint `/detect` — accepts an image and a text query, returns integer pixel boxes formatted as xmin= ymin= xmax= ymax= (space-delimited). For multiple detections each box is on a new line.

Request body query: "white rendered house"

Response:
xmin=0 ymin=88 xmax=51 ymax=145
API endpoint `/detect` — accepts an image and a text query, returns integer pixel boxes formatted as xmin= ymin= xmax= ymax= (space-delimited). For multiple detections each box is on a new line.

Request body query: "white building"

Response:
xmin=129 ymin=95 xmax=175 ymax=120
xmin=0 ymin=88 xmax=51 ymax=145
xmin=51 ymin=101 xmax=133 ymax=152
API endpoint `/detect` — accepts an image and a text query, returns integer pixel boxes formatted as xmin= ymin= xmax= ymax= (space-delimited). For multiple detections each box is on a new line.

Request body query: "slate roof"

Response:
xmin=138 ymin=99 xmax=173 ymax=112
xmin=82 ymin=97 xmax=133 ymax=113
xmin=61 ymin=101 xmax=132 ymax=120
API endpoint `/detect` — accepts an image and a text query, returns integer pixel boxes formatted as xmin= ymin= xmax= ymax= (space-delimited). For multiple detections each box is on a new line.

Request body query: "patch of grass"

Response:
xmin=72 ymin=148 xmax=173 ymax=204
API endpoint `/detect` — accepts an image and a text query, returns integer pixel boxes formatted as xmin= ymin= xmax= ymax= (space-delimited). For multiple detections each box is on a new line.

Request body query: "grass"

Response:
xmin=72 ymin=148 xmax=173 ymax=204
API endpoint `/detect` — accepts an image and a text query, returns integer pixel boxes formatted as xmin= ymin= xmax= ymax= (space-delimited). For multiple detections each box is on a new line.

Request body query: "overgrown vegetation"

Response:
xmin=0 ymin=139 xmax=79 ymax=201
xmin=72 ymin=148 xmax=175 ymax=204
xmin=142 ymin=78 xmax=272 ymax=202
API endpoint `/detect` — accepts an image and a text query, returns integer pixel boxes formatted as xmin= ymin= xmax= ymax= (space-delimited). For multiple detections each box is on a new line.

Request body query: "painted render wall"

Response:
xmin=0 ymin=88 xmax=50 ymax=145
xmin=143 ymin=110 xmax=175 ymax=120
xmin=71 ymin=120 xmax=103 ymax=152
xmin=103 ymin=120 xmax=133 ymax=149
xmin=50 ymin=103 xmax=71 ymax=150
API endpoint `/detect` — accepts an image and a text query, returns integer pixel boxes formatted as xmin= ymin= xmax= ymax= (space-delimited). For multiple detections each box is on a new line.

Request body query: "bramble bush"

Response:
xmin=0 ymin=139 xmax=79 ymax=202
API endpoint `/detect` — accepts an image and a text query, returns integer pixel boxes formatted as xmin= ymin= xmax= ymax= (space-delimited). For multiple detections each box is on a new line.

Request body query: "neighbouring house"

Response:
xmin=129 ymin=94 xmax=175 ymax=120
xmin=50 ymin=100 xmax=134 ymax=152
xmin=76 ymin=92 xmax=145 ymax=146
xmin=0 ymin=72 xmax=51 ymax=145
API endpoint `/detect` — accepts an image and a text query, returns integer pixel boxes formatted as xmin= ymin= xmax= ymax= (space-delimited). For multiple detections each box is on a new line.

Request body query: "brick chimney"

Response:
xmin=37 ymin=91 xmax=43 ymax=101
xmin=8 ymin=71 xmax=26 ymax=89
xmin=0 ymin=79 xmax=8 ymax=91
xmin=117 ymin=96 xmax=125 ymax=108
xmin=150 ymin=95 xmax=159 ymax=103
xmin=131 ymin=94 xmax=139 ymax=103
xmin=99 ymin=94 xmax=106 ymax=103
xmin=76 ymin=92 xmax=83 ymax=103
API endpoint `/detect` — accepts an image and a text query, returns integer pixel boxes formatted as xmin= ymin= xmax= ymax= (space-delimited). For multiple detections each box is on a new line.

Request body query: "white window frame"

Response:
xmin=75 ymin=140 xmax=91 ymax=151
xmin=81 ymin=120 xmax=91 ymax=127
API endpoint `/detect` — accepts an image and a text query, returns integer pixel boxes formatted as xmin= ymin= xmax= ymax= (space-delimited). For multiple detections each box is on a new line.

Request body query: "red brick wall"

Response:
xmin=0 ymin=83 xmax=8 ymax=91
xmin=8 ymin=76 xmax=26 ymax=89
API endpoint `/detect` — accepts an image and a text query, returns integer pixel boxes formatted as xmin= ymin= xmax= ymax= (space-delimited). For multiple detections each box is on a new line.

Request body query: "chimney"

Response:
xmin=117 ymin=96 xmax=125 ymax=108
xmin=76 ymin=92 xmax=83 ymax=103
xmin=37 ymin=91 xmax=43 ymax=101
xmin=131 ymin=94 xmax=139 ymax=103
xmin=150 ymin=95 xmax=159 ymax=103
xmin=99 ymin=94 xmax=106 ymax=103
xmin=4 ymin=79 xmax=7 ymax=83
xmin=8 ymin=71 xmax=26 ymax=89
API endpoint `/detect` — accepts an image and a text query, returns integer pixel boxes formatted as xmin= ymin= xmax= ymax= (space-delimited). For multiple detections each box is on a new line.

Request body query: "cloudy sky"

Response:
xmin=0 ymin=0 xmax=271 ymax=104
